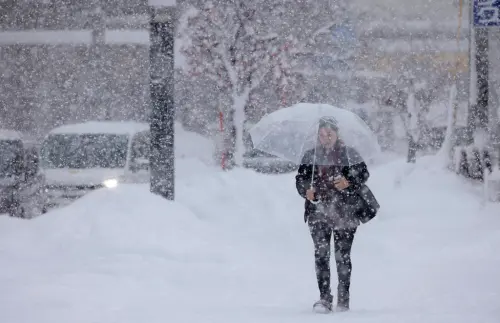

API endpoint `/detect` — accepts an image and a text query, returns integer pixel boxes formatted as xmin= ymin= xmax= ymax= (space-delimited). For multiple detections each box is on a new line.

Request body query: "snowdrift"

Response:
xmin=174 ymin=122 xmax=214 ymax=165
xmin=0 ymin=185 xmax=214 ymax=259
xmin=0 ymin=164 xmax=303 ymax=260
xmin=0 ymin=165 xmax=309 ymax=323
xmin=1 ymin=156 xmax=500 ymax=323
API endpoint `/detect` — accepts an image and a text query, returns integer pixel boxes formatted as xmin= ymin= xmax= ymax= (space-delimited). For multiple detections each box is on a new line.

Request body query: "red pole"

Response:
xmin=219 ymin=111 xmax=226 ymax=170
xmin=281 ymin=88 xmax=286 ymax=106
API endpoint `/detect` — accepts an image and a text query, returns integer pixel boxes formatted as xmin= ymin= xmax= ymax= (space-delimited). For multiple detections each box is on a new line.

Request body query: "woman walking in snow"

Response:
xmin=295 ymin=117 xmax=378 ymax=313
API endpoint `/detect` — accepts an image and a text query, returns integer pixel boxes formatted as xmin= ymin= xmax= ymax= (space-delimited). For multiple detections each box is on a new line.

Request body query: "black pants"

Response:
xmin=308 ymin=220 xmax=356 ymax=307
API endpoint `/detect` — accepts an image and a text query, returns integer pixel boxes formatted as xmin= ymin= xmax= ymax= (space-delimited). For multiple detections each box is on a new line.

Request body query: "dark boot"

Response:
xmin=336 ymin=285 xmax=350 ymax=311
xmin=333 ymin=228 xmax=356 ymax=312
xmin=313 ymin=298 xmax=333 ymax=313
xmin=315 ymin=256 xmax=333 ymax=305
xmin=313 ymin=258 xmax=333 ymax=313
xmin=309 ymin=220 xmax=334 ymax=312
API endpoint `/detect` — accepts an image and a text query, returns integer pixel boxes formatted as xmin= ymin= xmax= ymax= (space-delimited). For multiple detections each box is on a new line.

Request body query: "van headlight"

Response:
xmin=102 ymin=178 xmax=118 ymax=188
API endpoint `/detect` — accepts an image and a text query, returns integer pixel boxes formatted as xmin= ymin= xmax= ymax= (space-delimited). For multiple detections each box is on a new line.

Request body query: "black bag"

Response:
xmin=354 ymin=184 xmax=380 ymax=224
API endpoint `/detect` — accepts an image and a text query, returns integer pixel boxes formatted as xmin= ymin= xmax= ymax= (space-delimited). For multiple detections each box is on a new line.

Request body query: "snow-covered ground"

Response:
xmin=1 ymin=153 xmax=499 ymax=323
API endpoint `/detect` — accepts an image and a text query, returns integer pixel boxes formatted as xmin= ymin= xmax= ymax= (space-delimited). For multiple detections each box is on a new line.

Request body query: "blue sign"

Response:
xmin=474 ymin=0 xmax=500 ymax=27
xmin=331 ymin=24 xmax=357 ymax=45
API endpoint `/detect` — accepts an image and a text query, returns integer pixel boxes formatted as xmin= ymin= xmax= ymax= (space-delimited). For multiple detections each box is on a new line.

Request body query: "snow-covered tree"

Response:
xmin=181 ymin=1 xmax=301 ymax=166
xmin=269 ymin=37 xmax=305 ymax=108
xmin=181 ymin=0 xmax=361 ymax=166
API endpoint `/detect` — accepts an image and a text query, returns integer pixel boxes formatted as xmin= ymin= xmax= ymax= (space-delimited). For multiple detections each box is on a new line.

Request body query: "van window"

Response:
xmin=130 ymin=132 xmax=150 ymax=163
xmin=0 ymin=140 xmax=24 ymax=177
xmin=25 ymin=147 xmax=40 ymax=178
xmin=41 ymin=134 xmax=129 ymax=169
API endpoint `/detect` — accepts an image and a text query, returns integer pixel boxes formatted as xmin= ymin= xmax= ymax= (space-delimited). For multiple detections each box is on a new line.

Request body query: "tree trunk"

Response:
xmin=407 ymin=133 xmax=417 ymax=163
xmin=226 ymin=90 xmax=250 ymax=168
xmin=437 ymin=84 xmax=457 ymax=164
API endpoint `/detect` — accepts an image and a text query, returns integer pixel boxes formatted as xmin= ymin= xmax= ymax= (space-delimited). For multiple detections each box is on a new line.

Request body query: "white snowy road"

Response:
xmin=1 ymin=157 xmax=499 ymax=323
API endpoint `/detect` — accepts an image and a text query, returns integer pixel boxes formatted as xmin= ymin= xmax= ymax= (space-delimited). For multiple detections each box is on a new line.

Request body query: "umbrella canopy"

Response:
xmin=249 ymin=103 xmax=381 ymax=166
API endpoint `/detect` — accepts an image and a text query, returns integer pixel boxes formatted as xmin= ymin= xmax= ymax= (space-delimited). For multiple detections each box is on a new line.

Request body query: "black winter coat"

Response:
xmin=295 ymin=144 xmax=379 ymax=226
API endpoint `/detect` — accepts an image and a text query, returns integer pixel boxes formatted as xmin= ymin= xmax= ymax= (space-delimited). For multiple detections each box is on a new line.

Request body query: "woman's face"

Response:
xmin=318 ymin=127 xmax=338 ymax=148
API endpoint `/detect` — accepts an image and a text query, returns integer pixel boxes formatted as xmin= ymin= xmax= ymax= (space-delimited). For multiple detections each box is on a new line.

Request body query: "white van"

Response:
xmin=40 ymin=121 xmax=150 ymax=208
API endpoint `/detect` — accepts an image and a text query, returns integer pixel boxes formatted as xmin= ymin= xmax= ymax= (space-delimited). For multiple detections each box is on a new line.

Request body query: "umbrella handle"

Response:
xmin=309 ymin=141 xmax=320 ymax=204
xmin=308 ymin=182 xmax=320 ymax=204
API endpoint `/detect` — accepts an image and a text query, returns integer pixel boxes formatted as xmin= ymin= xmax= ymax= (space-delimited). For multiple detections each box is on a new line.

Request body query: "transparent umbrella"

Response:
xmin=248 ymin=103 xmax=381 ymax=167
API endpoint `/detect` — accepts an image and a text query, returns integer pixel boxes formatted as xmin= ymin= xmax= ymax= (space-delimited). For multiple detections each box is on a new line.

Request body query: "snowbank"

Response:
xmin=0 ymin=162 xmax=302 ymax=277
xmin=0 ymin=185 xmax=213 ymax=260
xmin=174 ymin=122 xmax=215 ymax=168
xmin=1 ymin=155 xmax=500 ymax=323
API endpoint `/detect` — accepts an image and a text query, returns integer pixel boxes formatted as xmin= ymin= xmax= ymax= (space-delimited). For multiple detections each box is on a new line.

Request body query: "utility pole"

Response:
xmin=470 ymin=0 xmax=497 ymax=179
xmin=475 ymin=26 xmax=489 ymax=130
xmin=149 ymin=1 xmax=176 ymax=200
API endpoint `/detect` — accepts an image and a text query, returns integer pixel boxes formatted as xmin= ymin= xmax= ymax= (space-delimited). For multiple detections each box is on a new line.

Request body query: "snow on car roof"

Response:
xmin=48 ymin=121 xmax=150 ymax=136
xmin=0 ymin=129 xmax=23 ymax=140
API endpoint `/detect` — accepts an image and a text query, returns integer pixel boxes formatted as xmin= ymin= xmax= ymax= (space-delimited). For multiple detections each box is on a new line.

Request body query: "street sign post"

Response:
xmin=470 ymin=0 xmax=498 ymax=131
xmin=473 ymin=0 xmax=500 ymax=27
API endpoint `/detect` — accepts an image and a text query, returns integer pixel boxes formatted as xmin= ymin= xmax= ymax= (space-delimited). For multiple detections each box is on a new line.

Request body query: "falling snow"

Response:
xmin=0 ymin=1 xmax=500 ymax=322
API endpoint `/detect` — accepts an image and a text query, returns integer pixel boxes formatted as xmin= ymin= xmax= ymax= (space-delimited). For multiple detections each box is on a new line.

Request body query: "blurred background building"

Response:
xmin=0 ymin=0 xmax=481 ymax=149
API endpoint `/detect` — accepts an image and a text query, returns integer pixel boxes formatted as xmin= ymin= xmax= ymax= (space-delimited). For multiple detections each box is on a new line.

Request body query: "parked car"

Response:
xmin=40 ymin=121 xmax=151 ymax=208
xmin=242 ymin=149 xmax=298 ymax=174
xmin=0 ymin=129 xmax=46 ymax=218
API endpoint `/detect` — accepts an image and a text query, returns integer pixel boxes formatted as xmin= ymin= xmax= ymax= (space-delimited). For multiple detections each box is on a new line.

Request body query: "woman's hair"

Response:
xmin=318 ymin=117 xmax=339 ymax=132
xmin=317 ymin=117 xmax=340 ymax=141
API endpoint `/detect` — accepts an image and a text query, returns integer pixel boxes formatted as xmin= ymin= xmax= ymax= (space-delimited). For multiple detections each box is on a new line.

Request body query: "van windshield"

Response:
xmin=0 ymin=140 xmax=23 ymax=177
xmin=41 ymin=134 xmax=129 ymax=169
